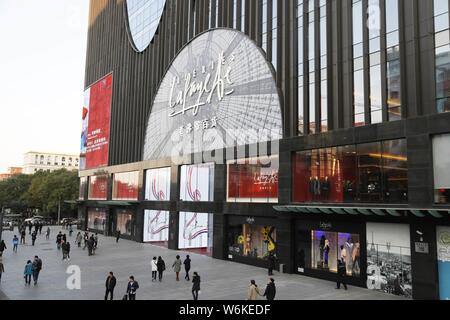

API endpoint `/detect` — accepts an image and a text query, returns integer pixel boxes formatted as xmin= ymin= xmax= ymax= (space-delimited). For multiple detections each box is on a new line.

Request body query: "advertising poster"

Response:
xmin=180 ymin=164 xmax=214 ymax=202
xmin=366 ymin=223 xmax=412 ymax=299
xmin=145 ymin=168 xmax=171 ymax=201
xmin=144 ymin=210 xmax=169 ymax=243
xmin=80 ymin=73 xmax=113 ymax=170
xmin=178 ymin=212 xmax=209 ymax=249
xmin=437 ymin=226 xmax=450 ymax=300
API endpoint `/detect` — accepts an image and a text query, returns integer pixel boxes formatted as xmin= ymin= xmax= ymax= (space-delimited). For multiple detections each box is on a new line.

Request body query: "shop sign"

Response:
xmin=319 ymin=222 xmax=332 ymax=230
xmin=246 ymin=217 xmax=256 ymax=225
xmin=414 ymin=242 xmax=429 ymax=254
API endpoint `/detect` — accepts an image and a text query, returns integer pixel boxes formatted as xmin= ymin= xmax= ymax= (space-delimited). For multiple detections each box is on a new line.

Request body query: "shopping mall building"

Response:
xmin=78 ymin=0 xmax=450 ymax=299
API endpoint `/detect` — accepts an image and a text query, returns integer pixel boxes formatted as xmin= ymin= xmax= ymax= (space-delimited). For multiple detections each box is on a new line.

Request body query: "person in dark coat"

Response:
xmin=28 ymin=222 xmax=32 ymax=234
xmin=32 ymin=255 xmax=42 ymax=285
xmin=87 ymin=236 xmax=94 ymax=256
xmin=157 ymin=256 xmax=165 ymax=282
xmin=126 ymin=276 xmax=139 ymax=300
xmin=31 ymin=231 xmax=37 ymax=246
xmin=263 ymin=278 xmax=276 ymax=300
xmin=267 ymin=252 xmax=276 ymax=276
xmin=116 ymin=230 xmax=121 ymax=243
xmin=192 ymin=272 xmax=201 ymax=300
xmin=39 ymin=223 xmax=43 ymax=235
xmin=105 ymin=271 xmax=117 ymax=300
xmin=184 ymin=255 xmax=191 ymax=281
xmin=0 ymin=240 xmax=7 ymax=256
xmin=56 ymin=232 xmax=63 ymax=250
xmin=336 ymin=259 xmax=348 ymax=290
xmin=20 ymin=229 xmax=26 ymax=244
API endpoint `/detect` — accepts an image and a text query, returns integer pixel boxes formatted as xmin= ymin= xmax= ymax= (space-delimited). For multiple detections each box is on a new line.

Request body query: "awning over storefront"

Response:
xmin=273 ymin=205 xmax=450 ymax=218
xmin=71 ymin=200 xmax=139 ymax=206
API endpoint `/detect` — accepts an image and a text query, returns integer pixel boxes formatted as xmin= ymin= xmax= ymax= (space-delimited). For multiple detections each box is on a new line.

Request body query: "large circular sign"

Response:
xmin=125 ymin=0 xmax=166 ymax=52
xmin=143 ymin=29 xmax=283 ymax=161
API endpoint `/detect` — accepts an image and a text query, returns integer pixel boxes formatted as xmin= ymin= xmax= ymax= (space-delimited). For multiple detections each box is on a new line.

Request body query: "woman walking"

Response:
xmin=192 ymin=272 xmax=201 ymax=300
xmin=75 ymin=232 xmax=82 ymax=248
xmin=0 ymin=257 xmax=4 ymax=283
xmin=151 ymin=257 xmax=158 ymax=281
xmin=247 ymin=280 xmax=261 ymax=300
xmin=172 ymin=255 xmax=182 ymax=281
xmin=24 ymin=260 xmax=33 ymax=286
xmin=157 ymin=256 xmax=166 ymax=282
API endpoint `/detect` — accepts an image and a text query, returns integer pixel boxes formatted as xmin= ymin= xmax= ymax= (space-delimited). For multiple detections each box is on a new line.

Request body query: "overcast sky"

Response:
xmin=0 ymin=0 xmax=90 ymax=172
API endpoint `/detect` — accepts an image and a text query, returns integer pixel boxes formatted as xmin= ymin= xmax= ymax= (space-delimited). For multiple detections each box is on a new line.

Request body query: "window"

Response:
xmin=112 ymin=172 xmax=139 ymax=201
xmin=145 ymin=167 xmax=171 ymax=201
xmin=353 ymin=0 xmax=366 ymax=126
xmin=271 ymin=0 xmax=278 ymax=70
xmin=386 ymin=0 xmax=401 ymax=121
xmin=227 ymin=155 xmax=279 ymax=203
xmin=115 ymin=210 xmax=134 ymax=236
xmin=87 ymin=209 xmax=107 ymax=232
xmin=319 ymin=0 xmax=327 ymax=132
xmin=79 ymin=177 xmax=88 ymax=200
xmin=180 ymin=163 xmax=214 ymax=202
xmin=292 ymin=139 xmax=408 ymax=204
xmin=433 ymin=133 xmax=450 ymax=203
xmin=228 ymin=224 xmax=277 ymax=260
xmin=261 ymin=0 xmax=268 ymax=53
xmin=88 ymin=175 xmax=108 ymax=200
xmin=297 ymin=0 xmax=305 ymax=135
xmin=434 ymin=0 xmax=450 ymax=113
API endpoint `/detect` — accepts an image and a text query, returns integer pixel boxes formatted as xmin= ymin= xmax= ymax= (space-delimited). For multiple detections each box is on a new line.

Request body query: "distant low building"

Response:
xmin=0 ymin=167 xmax=23 ymax=181
xmin=23 ymin=151 xmax=79 ymax=174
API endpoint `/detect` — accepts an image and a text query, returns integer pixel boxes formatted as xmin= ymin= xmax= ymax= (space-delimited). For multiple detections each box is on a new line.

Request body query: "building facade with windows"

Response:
xmin=23 ymin=151 xmax=79 ymax=174
xmin=79 ymin=0 xmax=450 ymax=300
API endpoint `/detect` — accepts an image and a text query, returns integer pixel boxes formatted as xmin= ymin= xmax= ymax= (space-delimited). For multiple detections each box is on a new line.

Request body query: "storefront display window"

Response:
xmin=88 ymin=175 xmax=108 ymax=200
xmin=227 ymin=155 xmax=279 ymax=203
xmin=228 ymin=224 xmax=277 ymax=260
xmin=180 ymin=163 xmax=214 ymax=202
xmin=79 ymin=177 xmax=87 ymax=200
xmin=178 ymin=212 xmax=211 ymax=250
xmin=112 ymin=171 xmax=139 ymax=200
xmin=433 ymin=134 xmax=450 ymax=203
xmin=87 ymin=208 xmax=107 ymax=232
xmin=311 ymin=231 xmax=360 ymax=277
xmin=115 ymin=210 xmax=134 ymax=236
xmin=143 ymin=210 xmax=169 ymax=243
xmin=293 ymin=139 xmax=407 ymax=204
xmin=437 ymin=226 xmax=450 ymax=300
xmin=145 ymin=167 xmax=171 ymax=201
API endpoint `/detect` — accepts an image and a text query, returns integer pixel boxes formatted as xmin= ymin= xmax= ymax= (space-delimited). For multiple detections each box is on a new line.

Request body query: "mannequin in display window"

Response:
xmin=322 ymin=176 xmax=331 ymax=200
xmin=319 ymin=235 xmax=326 ymax=268
xmin=244 ymin=234 xmax=252 ymax=256
xmin=351 ymin=242 xmax=360 ymax=275
xmin=323 ymin=240 xmax=330 ymax=268
xmin=309 ymin=176 xmax=321 ymax=201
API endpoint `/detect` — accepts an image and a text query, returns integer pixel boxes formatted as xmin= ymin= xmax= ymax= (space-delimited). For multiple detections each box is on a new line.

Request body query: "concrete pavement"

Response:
xmin=0 ymin=226 xmax=405 ymax=300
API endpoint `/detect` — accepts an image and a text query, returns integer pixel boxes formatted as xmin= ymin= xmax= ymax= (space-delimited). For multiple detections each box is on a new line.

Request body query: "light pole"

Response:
xmin=0 ymin=206 xmax=5 ymax=241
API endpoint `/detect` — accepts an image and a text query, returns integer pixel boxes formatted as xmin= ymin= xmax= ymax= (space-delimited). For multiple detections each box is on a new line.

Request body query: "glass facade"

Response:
xmin=227 ymin=155 xmax=279 ymax=203
xmin=88 ymin=175 xmax=108 ymax=200
xmin=297 ymin=0 xmax=304 ymax=135
xmin=228 ymin=224 xmax=277 ymax=260
xmin=434 ymin=0 xmax=450 ymax=113
xmin=112 ymin=171 xmax=139 ymax=201
xmin=115 ymin=209 xmax=134 ymax=236
xmin=261 ymin=0 xmax=268 ymax=52
xmin=433 ymin=133 xmax=450 ymax=203
xmin=293 ymin=139 xmax=408 ymax=204
xmin=145 ymin=167 xmax=171 ymax=201
xmin=79 ymin=177 xmax=87 ymax=200
xmin=353 ymin=0 xmax=365 ymax=127
xmin=87 ymin=208 xmax=107 ymax=232
xmin=126 ymin=0 xmax=166 ymax=52
xmin=180 ymin=163 xmax=214 ymax=202
xmin=386 ymin=0 xmax=401 ymax=121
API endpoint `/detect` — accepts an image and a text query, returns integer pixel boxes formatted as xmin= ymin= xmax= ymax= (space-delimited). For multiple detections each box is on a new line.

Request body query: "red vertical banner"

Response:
xmin=81 ymin=73 xmax=113 ymax=170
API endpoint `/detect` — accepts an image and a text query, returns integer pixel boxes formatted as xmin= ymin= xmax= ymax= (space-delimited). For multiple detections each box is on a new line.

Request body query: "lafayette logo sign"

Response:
xmin=143 ymin=29 xmax=282 ymax=161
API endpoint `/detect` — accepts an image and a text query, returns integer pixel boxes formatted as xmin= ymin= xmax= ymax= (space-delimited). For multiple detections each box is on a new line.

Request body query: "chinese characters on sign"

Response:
xmin=178 ymin=117 xmax=218 ymax=136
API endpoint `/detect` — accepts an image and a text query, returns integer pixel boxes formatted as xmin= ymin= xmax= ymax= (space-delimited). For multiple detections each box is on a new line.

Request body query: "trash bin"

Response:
xmin=279 ymin=263 xmax=285 ymax=274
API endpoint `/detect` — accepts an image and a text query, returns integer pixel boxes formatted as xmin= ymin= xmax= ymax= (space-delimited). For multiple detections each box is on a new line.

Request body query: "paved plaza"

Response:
xmin=0 ymin=227 xmax=404 ymax=300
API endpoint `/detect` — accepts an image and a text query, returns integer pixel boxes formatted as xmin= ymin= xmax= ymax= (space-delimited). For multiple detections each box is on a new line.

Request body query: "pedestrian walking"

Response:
xmin=62 ymin=241 xmax=71 ymax=261
xmin=12 ymin=235 xmax=19 ymax=253
xmin=69 ymin=225 xmax=73 ymax=237
xmin=75 ymin=232 xmax=82 ymax=248
xmin=157 ymin=256 xmax=165 ymax=282
xmin=151 ymin=257 xmax=158 ymax=281
xmin=336 ymin=259 xmax=348 ymax=290
xmin=20 ymin=229 xmax=26 ymax=244
xmin=34 ymin=223 xmax=39 ymax=234
xmin=93 ymin=233 xmax=99 ymax=252
xmin=0 ymin=257 xmax=4 ymax=283
xmin=62 ymin=234 xmax=67 ymax=243
xmin=46 ymin=227 xmax=50 ymax=240
xmin=0 ymin=240 xmax=7 ymax=257
xmin=126 ymin=276 xmax=139 ymax=300
xmin=116 ymin=230 xmax=121 ymax=243
xmin=28 ymin=222 xmax=32 ymax=235
xmin=192 ymin=272 xmax=201 ymax=300
xmin=263 ymin=278 xmax=276 ymax=300
xmin=247 ymin=280 xmax=261 ymax=300
xmin=31 ymin=231 xmax=37 ymax=246
xmin=172 ymin=255 xmax=182 ymax=281
xmin=267 ymin=252 xmax=276 ymax=276
xmin=32 ymin=256 xmax=42 ymax=285
xmin=105 ymin=271 xmax=117 ymax=300
xmin=83 ymin=232 xmax=89 ymax=250
xmin=39 ymin=223 xmax=43 ymax=235
xmin=87 ymin=235 xmax=94 ymax=256
xmin=56 ymin=232 xmax=63 ymax=250
xmin=184 ymin=255 xmax=191 ymax=281
xmin=24 ymin=260 xmax=33 ymax=286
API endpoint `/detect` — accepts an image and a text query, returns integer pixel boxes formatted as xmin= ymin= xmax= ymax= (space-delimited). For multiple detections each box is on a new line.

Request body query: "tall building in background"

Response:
xmin=23 ymin=151 xmax=79 ymax=174
xmin=78 ymin=0 xmax=450 ymax=300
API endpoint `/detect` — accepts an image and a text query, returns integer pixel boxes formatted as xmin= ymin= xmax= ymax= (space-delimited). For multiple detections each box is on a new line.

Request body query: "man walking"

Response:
xmin=12 ymin=235 xmax=19 ymax=253
xmin=192 ymin=272 xmax=201 ymax=300
xmin=263 ymin=278 xmax=276 ymax=300
xmin=28 ymin=222 xmax=32 ymax=235
xmin=32 ymin=255 xmax=43 ymax=285
xmin=336 ymin=259 xmax=348 ymax=290
xmin=39 ymin=223 xmax=43 ymax=235
xmin=20 ymin=229 xmax=26 ymax=244
xmin=56 ymin=232 xmax=62 ymax=250
xmin=184 ymin=255 xmax=191 ymax=281
xmin=105 ymin=272 xmax=117 ymax=300
xmin=83 ymin=232 xmax=89 ymax=250
xmin=46 ymin=227 xmax=50 ymax=240
xmin=116 ymin=230 xmax=121 ymax=243
xmin=126 ymin=276 xmax=139 ymax=300
xmin=87 ymin=235 xmax=94 ymax=256
xmin=31 ymin=231 xmax=37 ymax=246
xmin=76 ymin=232 xmax=82 ymax=247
